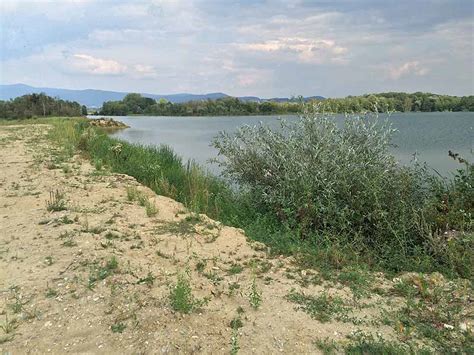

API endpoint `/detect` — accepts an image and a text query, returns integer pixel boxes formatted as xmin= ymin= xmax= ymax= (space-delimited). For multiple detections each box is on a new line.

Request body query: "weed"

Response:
xmin=391 ymin=274 xmax=472 ymax=351
xmin=337 ymin=267 xmax=373 ymax=299
xmin=45 ymin=287 xmax=58 ymax=298
xmin=230 ymin=329 xmax=240 ymax=355
xmin=228 ymin=282 xmax=241 ymax=296
xmin=169 ymin=271 xmax=206 ymax=314
xmin=314 ymin=338 xmax=339 ymax=354
xmin=57 ymin=215 xmax=74 ymax=225
xmin=155 ymin=215 xmax=202 ymax=237
xmin=145 ymin=200 xmax=158 ymax=217
xmin=195 ymin=260 xmax=206 ymax=273
xmin=111 ymin=322 xmax=126 ymax=333
xmin=62 ymin=237 xmax=77 ymax=247
xmin=136 ymin=272 xmax=155 ymax=286
xmin=203 ymin=271 xmax=223 ymax=285
xmin=248 ymin=275 xmax=262 ymax=309
xmin=286 ymin=289 xmax=349 ymax=323
xmin=230 ymin=311 xmax=243 ymax=355
xmin=0 ymin=314 xmax=18 ymax=334
xmin=46 ymin=190 xmax=67 ymax=212
xmin=45 ymin=255 xmax=54 ymax=265
xmin=88 ymin=257 xmax=119 ymax=289
xmin=228 ymin=263 xmax=244 ymax=275
xmin=345 ymin=331 xmax=409 ymax=354
xmin=230 ymin=317 xmax=243 ymax=329
xmin=126 ymin=186 xmax=139 ymax=201
xmin=104 ymin=231 xmax=120 ymax=240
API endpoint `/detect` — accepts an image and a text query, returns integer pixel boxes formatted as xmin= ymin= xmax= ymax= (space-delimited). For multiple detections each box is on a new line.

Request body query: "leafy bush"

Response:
xmin=213 ymin=108 xmax=472 ymax=273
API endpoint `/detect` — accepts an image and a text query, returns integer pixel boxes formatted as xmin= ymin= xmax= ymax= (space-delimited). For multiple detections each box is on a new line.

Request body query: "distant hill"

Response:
xmin=0 ymin=84 xmax=230 ymax=107
xmin=0 ymin=84 xmax=324 ymax=107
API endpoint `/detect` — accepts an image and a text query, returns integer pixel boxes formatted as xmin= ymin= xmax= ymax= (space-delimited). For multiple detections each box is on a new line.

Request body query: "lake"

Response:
xmin=103 ymin=112 xmax=473 ymax=177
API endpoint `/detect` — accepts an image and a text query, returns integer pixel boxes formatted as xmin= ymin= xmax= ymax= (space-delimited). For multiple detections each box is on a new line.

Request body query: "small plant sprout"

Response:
xmin=111 ymin=322 xmax=126 ymax=333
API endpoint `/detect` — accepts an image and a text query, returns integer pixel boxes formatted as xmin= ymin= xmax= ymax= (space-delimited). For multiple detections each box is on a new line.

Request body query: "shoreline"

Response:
xmin=0 ymin=121 xmax=472 ymax=353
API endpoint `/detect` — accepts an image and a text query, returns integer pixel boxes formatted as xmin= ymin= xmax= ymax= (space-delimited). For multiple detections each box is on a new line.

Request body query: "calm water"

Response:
xmin=102 ymin=112 xmax=473 ymax=177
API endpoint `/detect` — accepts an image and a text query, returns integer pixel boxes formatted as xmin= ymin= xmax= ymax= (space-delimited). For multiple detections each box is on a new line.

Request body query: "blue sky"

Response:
xmin=1 ymin=0 xmax=473 ymax=97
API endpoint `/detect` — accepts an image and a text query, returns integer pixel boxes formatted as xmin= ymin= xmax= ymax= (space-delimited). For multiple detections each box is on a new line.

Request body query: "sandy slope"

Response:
xmin=0 ymin=124 xmax=403 ymax=354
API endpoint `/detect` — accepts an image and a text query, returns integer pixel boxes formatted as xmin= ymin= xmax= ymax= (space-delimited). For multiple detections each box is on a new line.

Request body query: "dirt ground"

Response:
xmin=0 ymin=124 xmax=470 ymax=354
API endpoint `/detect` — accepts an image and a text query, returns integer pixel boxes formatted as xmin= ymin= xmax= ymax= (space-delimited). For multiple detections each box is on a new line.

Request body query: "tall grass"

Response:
xmin=47 ymin=116 xmax=473 ymax=278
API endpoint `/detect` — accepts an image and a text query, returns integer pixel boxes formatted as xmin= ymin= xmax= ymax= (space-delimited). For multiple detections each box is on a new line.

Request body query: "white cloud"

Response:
xmin=239 ymin=37 xmax=348 ymax=64
xmin=389 ymin=61 xmax=429 ymax=80
xmin=71 ymin=54 xmax=127 ymax=75
xmin=133 ymin=64 xmax=158 ymax=79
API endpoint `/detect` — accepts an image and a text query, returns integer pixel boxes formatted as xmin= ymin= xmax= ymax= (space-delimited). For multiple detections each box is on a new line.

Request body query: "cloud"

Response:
xmin=239 ymin=37 xmax=348 ymax=64
xmin=389 ymin=61 xmax=429 ymax=80
xmin=71 ymin=54 xmax=127 ymax=75
xmin=1 ymin=0 xmax=472 ymax=97
xmin=133 ymin=64 xmax=158 ymax=79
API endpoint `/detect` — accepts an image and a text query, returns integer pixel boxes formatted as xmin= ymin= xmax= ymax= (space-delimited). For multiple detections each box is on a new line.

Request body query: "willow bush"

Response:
xmin=213 ymin=107 xmax=473 ymax=273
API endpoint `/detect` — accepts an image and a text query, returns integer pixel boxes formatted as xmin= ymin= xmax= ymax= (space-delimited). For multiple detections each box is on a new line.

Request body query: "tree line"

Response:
xmin=0 ymin=93 xmax=87 ymax=119
xmin=99 ymin=94 xmax=300 ymax=116
xmin=320 ymin=92 xmax=474 ymax=113
xmin=98 ymin=92 xmax=474 ymax=116
xmin=1 ymin=92 xmax=472 ymax=119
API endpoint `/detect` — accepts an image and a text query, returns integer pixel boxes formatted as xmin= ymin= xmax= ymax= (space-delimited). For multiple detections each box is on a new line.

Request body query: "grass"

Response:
xmin=0 ymin=314 xmax=18 ymax=334
xmin=126 ymin=186 xmax=158 ymax=217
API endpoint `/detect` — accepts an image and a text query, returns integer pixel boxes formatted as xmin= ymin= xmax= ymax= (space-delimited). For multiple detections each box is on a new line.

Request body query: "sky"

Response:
xmin=1 ymin=0 xmax=473 ymax=98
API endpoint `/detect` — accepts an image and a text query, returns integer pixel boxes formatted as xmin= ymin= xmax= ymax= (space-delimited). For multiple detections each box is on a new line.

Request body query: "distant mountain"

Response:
xmin=0 ymin=83 xmax=324 ymax=107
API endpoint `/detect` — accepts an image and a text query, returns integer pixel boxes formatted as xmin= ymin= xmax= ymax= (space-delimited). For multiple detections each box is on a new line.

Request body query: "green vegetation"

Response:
xmin=98 ymin=92 xmax=474 ymax=116
xmin=213 ymin=109 xmax=474 ymax=276
xmin=111 ymin=322 xmax=126 ymax=333
xmin=390 ymin=273 xmax=473 ymax=352
xmin=45 ymin=114 xmax=472 ymax=281
xmin=88 ymin=257 xmax=119 ymax=289
xmin=99 ymin=93 xmax=300 ymax=116
xmin=319 ymin=92 xmax=474 ymax=113
xmin=46 ymin=190 xmax=67 ymax=212
xmin=286 ymin=289 xmax=349 ymax=322
xmin=169 ymin=271 xmax=202 ymax=314
xmin=248 ymin=274 xmax=262 ymax=309
xmin=0 ymin=93 xmax=85 ymax=119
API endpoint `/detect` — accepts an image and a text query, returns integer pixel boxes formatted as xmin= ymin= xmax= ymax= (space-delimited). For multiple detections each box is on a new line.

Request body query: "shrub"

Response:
xmin=212 ymin=108 xmax=471 ymax=272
